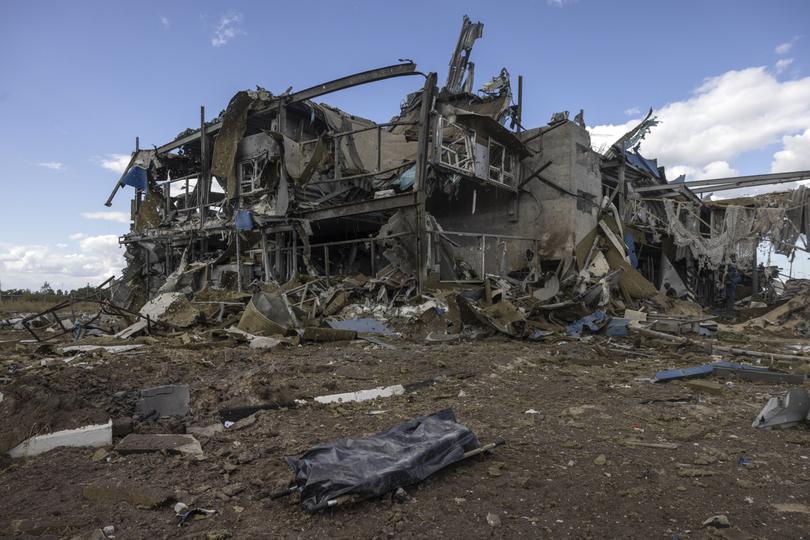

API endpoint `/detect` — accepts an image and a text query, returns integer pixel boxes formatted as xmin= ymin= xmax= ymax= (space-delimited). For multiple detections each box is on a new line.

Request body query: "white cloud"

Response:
xmin=547 ymin=0 xmax=577 ymax=6
xmin=81 ymin=211 xmax=130 ymax=224
xmin=37 ymin=161 xmax=64 ymax=171
xmin=69 ymin=233 xmax=86 ymax=241
xmin=771 ymin=128 xmax=810 ymax=173
xmin=160 ymin=15 xmax=170 ymax=29
xmin=775 ymin=36 xmax=800 ymax=55
xmin=588 ymin=66 xmax=810 ymax=176
xmin=98 ymin=154 xmax=131 ymax=174
xmin=623 ymin=107 xmax=641 ymax=117
xmin=211 ymin=12 xmax=244 ymax=47
xmin=0 ymin=235 xmax=125 ymax=291
xmin=668 ymin=161 xmax=739 ymax=181
xmin=775 ymin=57 xmax=794 ymax=74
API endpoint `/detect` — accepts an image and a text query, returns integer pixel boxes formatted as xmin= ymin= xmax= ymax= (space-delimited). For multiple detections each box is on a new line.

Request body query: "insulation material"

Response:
xmin=664 ymin=200 xmax=756 ymax=269
xmin=604 ymin=246 xmax=657 ymax=299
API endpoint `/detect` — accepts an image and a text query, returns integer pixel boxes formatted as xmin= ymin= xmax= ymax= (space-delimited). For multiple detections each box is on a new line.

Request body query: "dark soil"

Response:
xmin=1 ymin=328 xmax=809 ymax=539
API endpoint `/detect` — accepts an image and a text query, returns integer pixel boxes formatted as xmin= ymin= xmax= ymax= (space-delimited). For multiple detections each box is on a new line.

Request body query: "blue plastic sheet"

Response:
xmin=624 ymin=232 xmax=638 ymax=269
xmin=624 ymin=150 xmax=660 ymax=179
xmin=234 ymin=209 xmax=253 ymax=231
xmin=122 ymin=166 xmax=147 ymax=191
xmin=327 ymin=318 xmax=396 ymax=336
xmin=566 ymin=311 xmax=608 ymax=337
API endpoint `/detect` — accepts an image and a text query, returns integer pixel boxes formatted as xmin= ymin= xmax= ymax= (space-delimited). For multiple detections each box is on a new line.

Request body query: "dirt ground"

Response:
xmin=1 ymin=325 xmax=810 ymax=539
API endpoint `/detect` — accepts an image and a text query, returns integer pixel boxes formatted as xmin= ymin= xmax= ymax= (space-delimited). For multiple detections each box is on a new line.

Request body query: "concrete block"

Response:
xmin=684 ymin=380 xmax=725 ymax=395
xmin=135 ymin=384 xmax=190 ymax=417
xmin=115 ymin=433 xmax=203 ymax=457
xmin=302 ymin=327 xmax=357 ymax=342
xmin=8 ymin=419 xmax=112 ymax=458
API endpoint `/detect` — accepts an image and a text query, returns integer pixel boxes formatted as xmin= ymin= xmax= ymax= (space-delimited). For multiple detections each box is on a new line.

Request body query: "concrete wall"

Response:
xmin=517 ymin=121 xmax=602 ymax=259
xmin=426 ymin=121 xmax=603 ymax=274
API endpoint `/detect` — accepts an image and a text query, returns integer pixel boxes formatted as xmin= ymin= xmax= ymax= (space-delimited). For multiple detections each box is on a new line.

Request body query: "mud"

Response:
xmin=1 ymin=328 xmax=809 ymax=539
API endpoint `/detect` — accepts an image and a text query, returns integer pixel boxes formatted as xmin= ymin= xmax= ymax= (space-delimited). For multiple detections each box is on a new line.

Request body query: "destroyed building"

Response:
xmin=103 ymin=16 xmax=810 ymax=317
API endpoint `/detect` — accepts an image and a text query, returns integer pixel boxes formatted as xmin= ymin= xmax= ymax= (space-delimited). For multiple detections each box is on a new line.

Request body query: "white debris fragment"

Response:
xmin=8 ymin=419 xmax=113 ymax=458
xmin=314 ymin=384 xmax=406 ymax=404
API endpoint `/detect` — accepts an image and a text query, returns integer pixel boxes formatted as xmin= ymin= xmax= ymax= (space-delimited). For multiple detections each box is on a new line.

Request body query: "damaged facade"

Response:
xmin=104 ymin=16 xmax=810 ymax=322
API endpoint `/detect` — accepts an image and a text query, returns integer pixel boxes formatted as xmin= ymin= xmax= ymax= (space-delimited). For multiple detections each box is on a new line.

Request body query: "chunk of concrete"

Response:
xmin=684 ymin=380 xmax=725 ymax=395
xmin=135 ymin=384 xmax=190 ymax=417
xmin=302 ymin=327 xmax=357 ymax=342
xmin=8 ymin=419 xmax=112 ymax=458
xmin=115 ymin=433 xmax=203 ymax=457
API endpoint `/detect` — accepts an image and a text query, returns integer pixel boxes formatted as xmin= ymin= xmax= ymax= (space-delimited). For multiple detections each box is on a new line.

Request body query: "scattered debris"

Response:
xmin=702 ymin=515 xmax=730 ymax=529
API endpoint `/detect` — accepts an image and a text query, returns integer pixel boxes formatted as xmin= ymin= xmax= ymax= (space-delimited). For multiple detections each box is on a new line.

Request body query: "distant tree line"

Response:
xmin=0 ymin=281 xmax=101 ymax=302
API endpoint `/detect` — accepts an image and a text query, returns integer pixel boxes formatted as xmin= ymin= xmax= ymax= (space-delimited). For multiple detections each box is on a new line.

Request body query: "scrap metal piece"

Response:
xmin=445 ymin=16 xmax=484 ymax=93
xmin=136 ymin=384 xmax=190 ymax=418
xmin=654 ymin=365 xmax=715 ymax=383
xmin=237 ymin=291 xmax=299 ymax=336
xmin=752 ymin=388 xmax=810 ymax=429
xmin=326 ymin=318 xmax=396 ymax=336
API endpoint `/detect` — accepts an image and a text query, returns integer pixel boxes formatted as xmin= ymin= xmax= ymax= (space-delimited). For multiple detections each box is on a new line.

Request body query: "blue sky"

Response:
xmin=1 ymin=0 xmax=809 ymax=289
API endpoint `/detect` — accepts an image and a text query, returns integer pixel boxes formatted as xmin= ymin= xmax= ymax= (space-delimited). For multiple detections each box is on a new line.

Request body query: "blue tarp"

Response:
xmin=624 ymin=150 xmax=660 ymax=179
xmin=624 ymin=232 xmax=638 ymax=269
xmin=121 ymin=166 xmax=147 ymax=191
xmin=566 ymin=311 xmax=608 ymax=338
xmin=327 ymin=318 xmax=396 ymax=336
xmin=234 ymin=209 xmax=254 ymax=231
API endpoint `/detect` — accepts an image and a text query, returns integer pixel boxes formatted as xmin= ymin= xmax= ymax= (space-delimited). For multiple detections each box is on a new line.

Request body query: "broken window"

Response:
xmin=239 ymin=156 xmax=268 ymax=196
xmin=487 ymin=139 xmax=514 ymax=186
xmin=437 ymin=116 xmax=475 ymax=175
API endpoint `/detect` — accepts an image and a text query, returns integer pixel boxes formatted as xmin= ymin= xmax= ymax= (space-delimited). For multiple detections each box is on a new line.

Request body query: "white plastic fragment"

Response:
xmin=8 ymin=419 xmax=113 ymax=458
xmin=314 ymin=384 xmax=406 ymax=404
